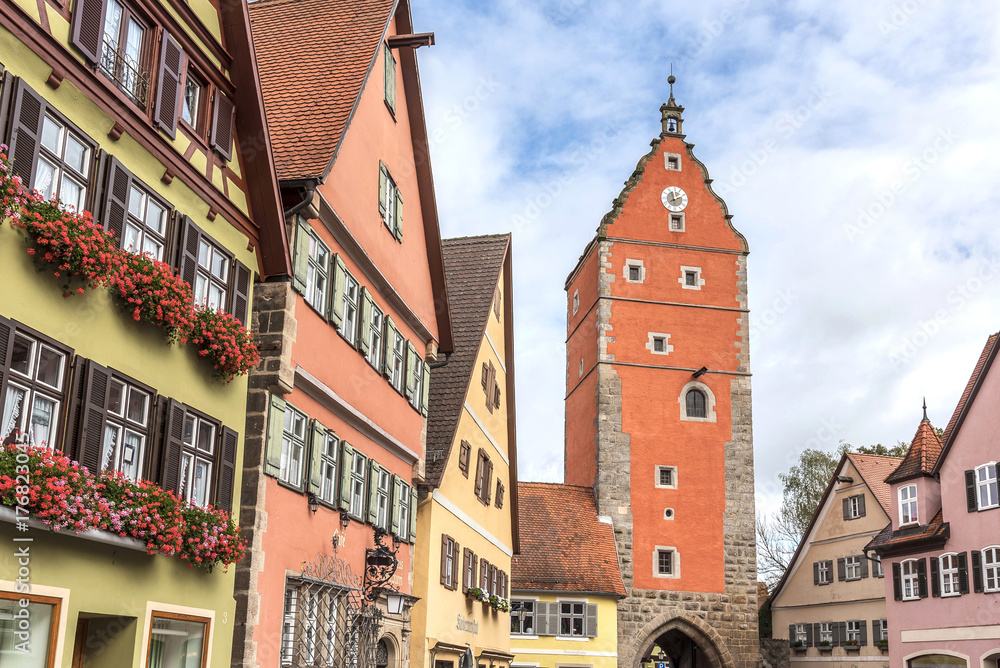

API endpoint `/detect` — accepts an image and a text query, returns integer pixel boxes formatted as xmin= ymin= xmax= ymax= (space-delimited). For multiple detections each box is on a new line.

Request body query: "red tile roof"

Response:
xmin=866 ymin=509 xmax=949 ymax=555
xmin=885 ymin=419 xmax=943 ymax=484
xmin=512 ymin=483 xmax=626 ymax=598
xmin=848 ymin=453 xmax=902 ymax=514
xmin=425 ymin=235 xmax=511 ymax=489
xmin=249 ymin=0 xmax=394 ymax=180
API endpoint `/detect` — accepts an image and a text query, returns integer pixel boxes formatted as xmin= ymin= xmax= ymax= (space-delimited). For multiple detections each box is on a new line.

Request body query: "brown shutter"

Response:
xmin=451 ymin=540 xmax=460 ymax=590
xmin=76 ymin=360 xmax=111 ymax=475
xmin=153 ymin=34 xmax=184 ymax=138
xmin=177 ymin=216 xmax=203 ymax=285
xmin=8 ymin=82 xmax=45 ymax=188
xmin=69 ymin=0 xmax=107 ymax=65
xmin=101 ymin=157 xmax=133 ymax=244
xmin=471 ymin=554 xmax=478 ymax=589
xmin=484 ymin=459 xmax=493 ymax=505
xmin=210 ymin=91 xmax=235 ymax=160
xmin=440 ymin=535 xmax=449 ymax=585
xmin=461 ymin=548 xmax=471 ymax=593
xmin=160 ymin=399 xmax=188 ymax=495
xmin=215 ymin=427 xmax=238 ymax=513
xmin=0 ymin=316 xmax=13 ymax=412
xmin=229 ymin=260 xmax=252 ymax=325
xmin=474 ymin=449 xmax=485 ymax=498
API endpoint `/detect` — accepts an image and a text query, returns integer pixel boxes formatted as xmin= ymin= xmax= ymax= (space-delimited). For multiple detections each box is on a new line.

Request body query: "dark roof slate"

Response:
xmin=866 ymin=509 xmax=949 ymax=555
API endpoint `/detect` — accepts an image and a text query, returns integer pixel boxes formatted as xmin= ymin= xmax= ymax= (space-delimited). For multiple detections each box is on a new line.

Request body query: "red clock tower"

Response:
xmin=564 ymin=79 xmax=759 ymax=668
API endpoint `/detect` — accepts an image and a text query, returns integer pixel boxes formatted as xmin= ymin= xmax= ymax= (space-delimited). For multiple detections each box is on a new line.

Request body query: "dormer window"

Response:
xmin=899 ymin=484 xmax=918 ymax=525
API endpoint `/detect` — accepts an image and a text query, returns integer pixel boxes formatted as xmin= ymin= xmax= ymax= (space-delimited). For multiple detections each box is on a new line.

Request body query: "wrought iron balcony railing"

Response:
xmin=100 ymin=40 xmax=149 ymax=107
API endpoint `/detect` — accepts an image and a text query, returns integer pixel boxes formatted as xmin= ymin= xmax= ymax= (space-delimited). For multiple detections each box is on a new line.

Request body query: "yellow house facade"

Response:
xmin=509 ymin=483 xmax=625 ymax=668
xmin=412 ymin=234 xmax=519 ymax=668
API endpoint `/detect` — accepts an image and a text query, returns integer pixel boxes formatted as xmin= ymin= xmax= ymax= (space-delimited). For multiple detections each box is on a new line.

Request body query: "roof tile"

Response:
xmin=885 ymin=419 xmax=943 ymax=484
xmin=847 ymin=453 xmax=902 ymax=514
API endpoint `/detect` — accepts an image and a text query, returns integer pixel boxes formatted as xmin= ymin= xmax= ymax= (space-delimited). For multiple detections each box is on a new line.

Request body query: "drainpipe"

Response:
xmin=282 ymin=178 xmax=320 ymax=219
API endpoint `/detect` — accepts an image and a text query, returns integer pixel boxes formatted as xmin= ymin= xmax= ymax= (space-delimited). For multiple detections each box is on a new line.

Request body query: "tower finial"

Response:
xmin=660 ymin=69 xmax=684 ymax=137
xmin=922 ymin=397 xmax=928 ymax=422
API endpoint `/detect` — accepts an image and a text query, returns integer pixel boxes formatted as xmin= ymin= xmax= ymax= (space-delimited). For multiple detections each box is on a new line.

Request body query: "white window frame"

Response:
xmin=349 ymin=450 xmax=367 ymax=518
xmin=848 ymin=494 xmax=863 ymax=519
xmin=646 ymin=332 xmax=673 ymax=356
xmin=664 ymin=152 xmax=682 ymax=171
xmin=318 ymin=432 xmax=339 ymax=505
xmin=180 ymin=412 xmax=217 ymax=508
xmin=874 ymin=554 xmax=884 ymax=578
xmin=939 ymin=552 xmax=960 ymax=597
xmin=845 ymin=555 xmax=862 ymax=580
xmin=846 ymin=620 xmax=861 ymax=644
xmin=572 ymin=290 xmax=579 ymax=315
xmin=653 ymin=546 xmax=679 ymax=579
xmin=100 ymin=376 xmax=151 ymax=482
xmin=279 ymin=405 xmax=307 ymax=488
xmin=983 ymin=546 xmax=1000 ymax=593
xmin=976 ymin=463 xmax=998 ymax=510
xmin=901 ymin=559 xmax=919 ymax=600
xmin=578 ymin=359 xmax=584 ymax=378
xmin=678 ymin=265 xmax=705 ymax=291
xmin=818 ymin=560 xmax=831 ymax=584
xmin=669 ymin=212 xmax=685 ymax=232
xmin=624 ymin=259 xmax=645 ymax=284
xmin=510 ymin=597 xmax=537 ymax=637
xmin=679 ymin=381 xmax=717 ymax=423
xmin=374 ymin=468 xmax=391 ymax=530
xmin=397 ymin=481 xmax=411 ymax=541
xmin=819 ymin=621 xmax=833 ymax=645
xmin=2 ymin=332 xmax=69 ymax=448
xmin=304 ymin=228 xmax=330 ymax=312
xmin=367 ymin=302 xmax=384 ymax=370
xmin=409 ymin=355 xmax=424 ymax=410
xmin=341 ymin=272 xmax=360 ymax=345
xmin=555 ymin=598 xmax=587 ymax=639
xmin=390 ymin=331 xmax=406 ymax=393
xmin=899 ymin=484 xmax=918 ymax=525
xmin=655 ymin=465 xmax=677 ymax=489
xmin=383 ymin=172 xmax=398 ymax=232
xmin=794 ymin=623 xmax=807 ymax=645
xmin=879 ymin=618 xmax=888 ymax=641
xmin=663 ymin=508 xmax=674 ymax=520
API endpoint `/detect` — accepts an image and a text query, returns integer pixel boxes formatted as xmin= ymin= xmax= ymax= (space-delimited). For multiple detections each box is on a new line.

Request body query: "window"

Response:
xmin=846 ymin=555 xmax=862 ymax=580
xmin=121 ymin=180 xmax=168 ymax=260
xmin=794 ymin=624 xmax=807 ymax=645
xmin=874 ymin=554 xmax=884 ymax=578
xmin=655 ymin=465 xmax=677 ymax=489
xmin=880 ymin=618 xmax=888 ymax=641
xmin=482 ymin=361 xmax=500 ymax=413
xmin=101 ymin=0 xmax=149 ymax=104
xmin=193 ymin=236 xmax=231 ymax=311
xmin=624 ymin=260 xmax=644 ymax=283
xmin=664 ymin=508 xmax=674 ymax=519
xmin=686 ymin=389 xmax=706 ymax=418
xmin=654 ymin=547 xmax=678 ymax=578
xmin=511 ymin=600 xmax=534 ymax=635
xmin=939 ymin=553 xmax=960 ymax=596
xmin=899 ymin=484 xmax=918 ymax=525
xmin=277 ymin=405 xmax=307 ymax=488
xmin=0 ymin=591 xmax=60 ymax=667
xmin=0 ymin=325 xmax=70 ymax=447
xmin=280 ymin=580 xmax=349 ymax=668
xmin=458 ymin=440 xmax=471 ymax=477
xmin=474 ymin=449 xmax=493 ymax=505
xmin=100 ymin=375 xmax=152 ymax=481
xmin=818 ymin=622 xmax=833 ymax=645
xmin=647 ymin=332 xmax=672 ymax=356
xmin=181 ymin=70 xmax=205 ymax=132
xmin=318 ymin=432 xmax=339 ymax=505
xmin=558 ymin=602 xmax=585 ymax=637
xmin=383 ymin=42 xmax=396 ymax=114
xmin=382 ymin=170 xmax=398 ymax=231
xmin=665 ymin=153 xmax=681 ymax=171
xmin=341 ymin=272 xmax=360 ymax=345
xmin=180 ymin=412 xmax=216 ymax=506
xmin=685 ymin=271 xmax=696 ymax=286
xmin=390 ymin=331 xmax=406 ymax=393
xmin=441 ymin=535 xmax=456 ymax=590
xmin=976 ymin=464 xmax=998 ymax=509
xmin=901 ymin=559 xmax=919 ymax=600
xmin=366 ymin=303 xmax=384 ymax=370
xmin=846 ymin=620 xmax=861 ymax=644
xmin=678 ymin=266 xmax=703 ymax=290
xmin=409 ymin=355 xmax=424 ymax=411
xmin=653 ymin=337 xmax=666 ymax=352
xmin=495 ymin=480 xmax=505 ymax=509
xmin=147 ymin=612 xmax=209 ymax=668
xmin=374 ymin=466 xmax=391 ymax=530
xmin=984 ymin=547 xmax=1000 ymax=592
xmin=817 ymin=560 xmax=832 ymax=584
xmin=572 ymin=290 xmax=579 ymax=315
xmin=670 ymin=213 xmax=685 ymax=232
xmin=349 ymin=450 xmax=367 ymax=519
xmin=304 ymin=228 xmax=330 ymax=312
xmin=397 ymin=480 xmax=411 ymax=541
xmin=493 ymin=284 xmax=502 ymax=320
xmin=845 ymin=493 xmax=865 ymax=519
xmin=35 ymin=113 xmax=92 ymax=211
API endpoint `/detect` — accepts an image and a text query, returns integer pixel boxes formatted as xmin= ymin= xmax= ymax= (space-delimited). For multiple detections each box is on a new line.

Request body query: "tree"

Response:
xmin=854 ymin=441 xmax=909 ymax=458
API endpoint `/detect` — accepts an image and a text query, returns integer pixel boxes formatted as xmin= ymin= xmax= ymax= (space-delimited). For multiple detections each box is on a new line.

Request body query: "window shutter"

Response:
xmin=390 ymin=474 xmax=403 ymax=536
xmin=479 ymin=558 xmax=487 ymax=590
xmin=153 ymin=34 xmax=184 ymax=138
xmin=210 ymin=91 xmax=235 ymax=160
xmin=384 ymin=44 xmax=396 ymax=112
xmin=451 ymin=540 xmax=460 ymax=590
xmin=917 ymin=558 xmax=928 ymax=598
xmin=495 ymin=481 xmax=504 ymax=509
xmin=69 ymin=0 xmax=107 ymax=65
xmin=393 ymin=189 xmax=403 ymax=241
xmin=837 ymin=622 xmax=847 ymax=646
xmin=440 ymin=535 xmax=449 ymax=585
xmin=858 ymin=495 xmax=866 ymax=517
xmin=842 ymin=497 xmax=850 ymax=519
xmin=292 ymin=219 xmax=311 ymax=293
xmin=328 ymin=254 xmax=347 ymax=327
xmin=788 ymin=626 xmax=796 ymax=648
xmin=930 ymin=557 xmax=940 ymax=597
xmin=404 ymin=342 xmax=418 ymax=399
xmin=804 ymin=623 xmax=813 ymax=647
xmin=972 ymin=550 xmax=984 ymax=593
xmin=461 ymin=548 xmax=471 ymax=593
xmin=177 ymin=216 xmax=203 ymax=287
xmin=338 ymin=442 xmax=355 ymax=511
xmin=307 ymin=420 xmax=326 ymax=496
xmin=958 ymin=552 xmax=970 ymax=594
xmin=8 ymin=82 xmax=45 ymax=188
xmin=860 ymin=555 xmax=869 ymax=578
xmin=547 ymin=603 xmax=559 ymax=637
xmin=892 ymin=562 xmax=902 ymax=601
xmin=161 ymin=399 xmax=188 ymax=495
xmin=813 ymin=562 xmax=820 ymax=585
xmin=264 ymin=394 xmax=285 ymax=477
xmin=421 ymin=362 xmax=430 ymax=416
xmin=378 ymin=162 xmax=388 ymax=218
xmin=366 ymin=460 xmax=380 ymax=524
xmin=409 ymin=487 xmax=418 ymax=544
xmin=382 ymin=316 xmax=396 ymax=377
xmin=585 ymin=603 xmax=598 ymax=637
xmin=76 ymin=359 xmax=111 ymax=475
xmin=484 ymin=459 xmax=493 ymax=505
xmin=0 ymin=317 xmax=12 ymax=410
xmin=101 ymin=157 xmax=133 ymax=243
xmin=872 ymin=619 xmax=881 ymax=642
xmin=474 ymin=450 xmax=485 ymax=498
xmin=216 ymin=427 xmax=238 ymax=513
xmin=966 ymin=470 xmax=978 ymax=511
xmin=229 ymin=260 xmax=252 ymax=325
xmin=470 ymin=554 xmax=478 ymax=590
xmin=837 ymin=558 xmax=846 ymax=581
xmin=358 ymin=288 xmax=373 ymax=355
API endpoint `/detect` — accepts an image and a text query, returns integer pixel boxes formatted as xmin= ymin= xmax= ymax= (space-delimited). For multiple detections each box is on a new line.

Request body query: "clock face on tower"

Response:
xmin=660 ymin=187 xmax=688 ymax=212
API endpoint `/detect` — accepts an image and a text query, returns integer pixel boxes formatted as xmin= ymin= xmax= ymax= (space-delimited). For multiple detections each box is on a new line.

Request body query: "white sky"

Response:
xmin=411 ymin=0 xmax=1000 ymax=512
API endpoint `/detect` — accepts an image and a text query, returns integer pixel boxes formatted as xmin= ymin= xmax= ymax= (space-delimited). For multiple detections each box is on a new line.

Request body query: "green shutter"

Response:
xmin=404 ymin=342 xmax=418 ymax=399
xmin=382 ymin=316 xmax=397 ymax=378
xmin=408 ymin=487 xmax=418 ymax=544
xmin=378 ymin=162 xmax=388 ymax=219
xmin=265 ymin=394 xmax=286 ymax=477
xmin=338 ymin=441 xmax=355 ymax=511
xmin=358 ymin=287 xmax=373 ymax=355
xmin=390 ymin=474 xmax=403 ymax=536
xmin=393 ymin=189 xmax=403 ymax=241
xmin=384 ymin=44 xmax=395 ymax=112
xmin=329 ymin=254 xmax=347 ymax=327
xmin=292 ymin=218 xmax=310 ymax=293
xmin=421 ymin=362 xmax=431 ymax=416
xmin=367 ymin=460 xmax=380 ymax=525
xmin=307 ymin=419 xmax=325 ymax=495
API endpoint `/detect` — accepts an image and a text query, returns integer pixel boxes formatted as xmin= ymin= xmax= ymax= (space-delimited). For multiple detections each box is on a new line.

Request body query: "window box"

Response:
xmin=816 ymin=642 xmax=832 ymax=653
xmin=843 ymin=644 xmax=861 ymax=653
xmin=875 ymin=641 xmax=888 ymax=653
xmin=792 ymin=643 xmax=807 ymax=655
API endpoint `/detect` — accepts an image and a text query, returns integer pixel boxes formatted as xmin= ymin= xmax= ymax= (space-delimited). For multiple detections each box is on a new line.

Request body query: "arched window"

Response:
xmin=685 ymin=389 xmax=706 ymax=418
xmin=907 ymin=655 xmax=967 ymax=667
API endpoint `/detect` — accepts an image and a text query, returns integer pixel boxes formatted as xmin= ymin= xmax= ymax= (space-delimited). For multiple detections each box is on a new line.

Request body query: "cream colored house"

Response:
xmin=771 ymin=453 xmax=901 ymax=666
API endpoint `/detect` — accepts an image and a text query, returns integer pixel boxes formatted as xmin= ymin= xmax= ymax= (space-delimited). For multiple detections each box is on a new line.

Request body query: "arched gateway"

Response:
xmin=563 ymin=81 xmax=760 ymax=668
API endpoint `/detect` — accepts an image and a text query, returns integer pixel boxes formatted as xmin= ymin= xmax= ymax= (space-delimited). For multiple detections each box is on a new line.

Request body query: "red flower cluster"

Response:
xmin=0 ymin=441 xmax=246 ymax=571
xmin=0 ymin=149 xmax=258 ymax=381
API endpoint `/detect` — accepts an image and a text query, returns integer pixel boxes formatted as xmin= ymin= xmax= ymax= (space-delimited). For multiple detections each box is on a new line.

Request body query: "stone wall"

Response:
xmin=759 ymin=639 xmax=790 ymax=668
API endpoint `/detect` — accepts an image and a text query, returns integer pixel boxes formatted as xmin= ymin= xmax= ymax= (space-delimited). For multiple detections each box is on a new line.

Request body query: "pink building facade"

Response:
xmin=867 ymin=334 xmax=1000 ymax=668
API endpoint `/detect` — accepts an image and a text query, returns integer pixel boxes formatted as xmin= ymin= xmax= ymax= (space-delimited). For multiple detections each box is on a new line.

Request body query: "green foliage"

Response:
xmin=854 ymin=441 xmax=910 ymax=458
xmin=777 ymin=445 xmax=845 ymax=537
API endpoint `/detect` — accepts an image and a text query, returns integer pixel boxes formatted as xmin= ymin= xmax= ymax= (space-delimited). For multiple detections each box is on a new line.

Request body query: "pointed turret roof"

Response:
xmin=885 ymin=414 xmax=943 ymax=484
